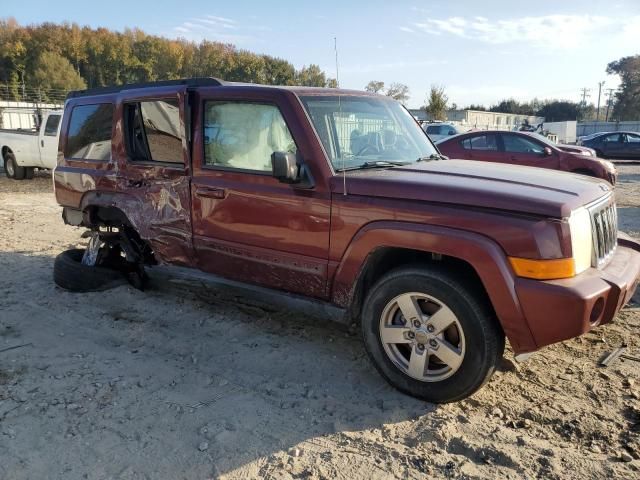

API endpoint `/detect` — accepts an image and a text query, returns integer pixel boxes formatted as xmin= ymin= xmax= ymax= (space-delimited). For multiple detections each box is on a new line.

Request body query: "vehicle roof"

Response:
xmin=586 ymin=131 xmax=639 ymax=137
xmin=66 ymin=77 xmax=379 ymax=99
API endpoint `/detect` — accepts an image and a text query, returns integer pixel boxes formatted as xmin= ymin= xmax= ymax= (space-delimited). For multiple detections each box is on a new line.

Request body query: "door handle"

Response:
xmin=41 ymin=140 xmax=44 ymax=147
xmin=196 ymin=187 xmax=226 ymax=199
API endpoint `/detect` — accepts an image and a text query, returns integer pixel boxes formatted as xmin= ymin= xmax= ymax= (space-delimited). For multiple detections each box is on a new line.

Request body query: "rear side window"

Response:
xmin=44 ymin=114 xmax=61 ymax=136
xmin=125 ymin=100 xmax=183 ymax=163
xmin=65 ymin=104 xmax=113 ymax=160
xmin=460 ymin=134 xmax=498 ymax=151
xmin=426 ymin=125 xmax=442 ymax=134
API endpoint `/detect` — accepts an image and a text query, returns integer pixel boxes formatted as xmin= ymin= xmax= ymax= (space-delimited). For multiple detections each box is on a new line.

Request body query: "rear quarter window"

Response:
xmin=65 ymin=104 xmax=113 ymax=161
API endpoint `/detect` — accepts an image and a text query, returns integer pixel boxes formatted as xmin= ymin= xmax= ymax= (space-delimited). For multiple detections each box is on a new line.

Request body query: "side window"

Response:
xmin=624 ymin=133 xmax=640 ymax=143
xmin=125 ymin=100 xmax=183 ymax=163
xmin=426 ymin=125 xmax=441 ymax=135
xmin=460 ymin=134 xmax=498 ymax=151
xmin=602 ymin=134 xmax=620 ymax=143
xmin=203 ymin=102 xmax=296 ymax=172
xmin=65 ymin=104 xmax=113 ymax=161
xmin=44 ymin=115 xmax=61 ymax=136
xmin=502 ymin=135 xmax=544 ymax=154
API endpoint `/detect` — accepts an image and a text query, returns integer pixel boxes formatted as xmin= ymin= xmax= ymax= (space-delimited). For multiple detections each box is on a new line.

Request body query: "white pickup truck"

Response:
xmin=1 ymin=110 xmax=62 ymax=180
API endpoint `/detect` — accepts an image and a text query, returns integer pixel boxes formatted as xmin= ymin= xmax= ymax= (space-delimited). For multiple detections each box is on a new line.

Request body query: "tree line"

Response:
xmin=0 ymin=18 xmax=336 ymax=102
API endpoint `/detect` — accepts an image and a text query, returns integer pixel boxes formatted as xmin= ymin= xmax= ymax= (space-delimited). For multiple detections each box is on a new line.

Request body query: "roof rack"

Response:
xmin=66 ymin=77 xmax=225 ymax=99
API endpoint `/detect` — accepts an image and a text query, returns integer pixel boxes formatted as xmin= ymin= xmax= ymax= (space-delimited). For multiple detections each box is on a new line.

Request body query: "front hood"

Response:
xmin=558 ymin=144 xmax=594 ymax=155
xmin=331 ymin=160 xmax=612 ymax=218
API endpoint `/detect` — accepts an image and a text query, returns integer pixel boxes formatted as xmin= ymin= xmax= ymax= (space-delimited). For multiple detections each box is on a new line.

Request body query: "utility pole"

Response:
xmin=604 ymin=88 xmax=615 ymax=122
xmin=579 ymin=87 xmax=591 ymax=120
xmin=596 ymin=81 xmax=605 ymax=122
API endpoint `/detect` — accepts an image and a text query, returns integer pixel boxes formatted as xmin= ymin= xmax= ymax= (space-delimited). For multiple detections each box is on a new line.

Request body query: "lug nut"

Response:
xmin=413 ymin=320 xmax=421 ymax=328
xmin=407 ymin=331 xmax=415 ymax=339
xmin=427 ymin=325 xmax=435 ymax=333
xmin=429 ymin=339 xmax=438 ymax=348
xmin=417 ymin=343 xmax=425 ymax=351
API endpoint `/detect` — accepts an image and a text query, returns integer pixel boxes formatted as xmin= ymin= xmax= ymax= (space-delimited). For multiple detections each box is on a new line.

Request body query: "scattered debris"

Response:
xmin=0 ymin=342 xmax=33 ymax=354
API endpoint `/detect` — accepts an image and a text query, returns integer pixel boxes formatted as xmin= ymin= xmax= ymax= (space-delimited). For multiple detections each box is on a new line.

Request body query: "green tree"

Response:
xmin=32 ymin=51 xmax=86 ymax=100
xmin=536 ymin=100 xmax=581 ymax=122
xmin=607 ymin=55 xmax=640 ymax=121
xmin=385 ymin=82 xmax=410 ymax=104
xmin=365 ymin=80 xmax=385 ymax=94
xmin=295 ymin=64 xmax=328 ymax=86
xmin=424 ymin=85 xmax=448 ymax=121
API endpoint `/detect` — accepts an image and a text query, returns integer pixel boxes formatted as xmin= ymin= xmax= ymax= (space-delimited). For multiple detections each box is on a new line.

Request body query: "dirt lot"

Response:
xmin=1 ymin=167 xmax=639 ymax=480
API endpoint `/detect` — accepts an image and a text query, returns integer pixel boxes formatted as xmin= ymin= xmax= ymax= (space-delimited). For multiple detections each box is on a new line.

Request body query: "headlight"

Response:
xmin=569 ymin=206 xmax=593 ymax=274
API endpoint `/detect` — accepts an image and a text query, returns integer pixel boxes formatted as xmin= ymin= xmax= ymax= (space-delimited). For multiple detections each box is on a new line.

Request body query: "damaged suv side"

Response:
xmin=53 ymin=78 xmax=640 ymax=403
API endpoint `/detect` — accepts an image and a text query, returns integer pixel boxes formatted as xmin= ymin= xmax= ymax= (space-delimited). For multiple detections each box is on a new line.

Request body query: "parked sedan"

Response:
xmin=436 ymin=130 xmax=617 ymax=184
xmin=579 ymin=131 xmax=640 ymax=159
xmin=423 ymin=123 xmax=464 ymax=142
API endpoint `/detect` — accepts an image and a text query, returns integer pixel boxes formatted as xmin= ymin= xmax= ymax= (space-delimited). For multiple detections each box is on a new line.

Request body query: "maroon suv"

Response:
xmin=437 ymin=130 xmax=617 ymax=184
xmin=52 ymin=78 xmax=640 ymax=403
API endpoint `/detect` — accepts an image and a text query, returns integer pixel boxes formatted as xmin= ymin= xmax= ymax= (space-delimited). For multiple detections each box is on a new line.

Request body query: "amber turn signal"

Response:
xmin=508 ymin=257 xmax=576 ymax=280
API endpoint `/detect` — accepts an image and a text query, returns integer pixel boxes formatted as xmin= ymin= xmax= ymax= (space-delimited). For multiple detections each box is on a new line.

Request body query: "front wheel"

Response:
xmin=361 ymin=266 xmax=504 ymax=403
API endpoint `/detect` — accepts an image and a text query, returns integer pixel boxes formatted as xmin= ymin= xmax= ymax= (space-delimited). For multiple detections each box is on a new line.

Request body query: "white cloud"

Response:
xmin=399 ymin=26 xmax=414 ymax=33
xmin=173 ymin=14 xmax=267 ymax=44
xmin=406 ymin=14 xmax=640 ymax=49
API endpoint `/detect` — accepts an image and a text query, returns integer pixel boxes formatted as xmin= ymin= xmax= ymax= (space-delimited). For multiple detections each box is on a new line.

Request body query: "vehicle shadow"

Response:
xmin=0 ymin=251 xmax=439 ymax=479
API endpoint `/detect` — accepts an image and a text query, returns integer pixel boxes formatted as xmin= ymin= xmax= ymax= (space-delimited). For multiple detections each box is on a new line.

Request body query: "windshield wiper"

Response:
xmin=335 ymin=160 xmax=410 ymax=172
xmin=416 ymin=153 xmax=448 ymax=162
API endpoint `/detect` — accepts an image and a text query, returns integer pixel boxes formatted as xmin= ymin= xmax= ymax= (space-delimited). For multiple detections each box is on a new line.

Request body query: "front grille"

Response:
xmin=588 ymin=195 xmax=617 ymax=267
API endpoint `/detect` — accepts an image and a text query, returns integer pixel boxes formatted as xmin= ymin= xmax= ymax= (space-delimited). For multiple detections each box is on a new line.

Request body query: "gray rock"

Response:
xmin=198 ymin=441 xmax=209 ymax=452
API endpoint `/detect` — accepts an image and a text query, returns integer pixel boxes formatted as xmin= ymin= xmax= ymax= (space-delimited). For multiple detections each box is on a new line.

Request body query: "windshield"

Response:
xmin=525 ymin=132 xmax=558 ymax=148
xmin=300 ymin=95 xmax=438 ymax=171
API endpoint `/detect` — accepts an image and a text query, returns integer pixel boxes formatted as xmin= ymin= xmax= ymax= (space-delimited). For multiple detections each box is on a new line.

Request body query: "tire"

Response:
xmin=361 ymin=266 xmax=504 ymax=403
xmin=4 ymin=153 xmax=25 ymax=180
xmin=53 ymin=248 xmax=128 ymax=292
xmin=24 ymin=167 xmax=34 ymax=179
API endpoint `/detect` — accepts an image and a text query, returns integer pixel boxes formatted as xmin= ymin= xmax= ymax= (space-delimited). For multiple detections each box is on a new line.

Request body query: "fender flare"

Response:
xmin=331 ymin=221 xmax=537 ymax=353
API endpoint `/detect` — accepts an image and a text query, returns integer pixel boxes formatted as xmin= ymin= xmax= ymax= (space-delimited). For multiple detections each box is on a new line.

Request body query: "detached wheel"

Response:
xmin=4 ymin=153 xmax=25 ymax=180
xmin=53 ymin=248 xmax=127 ymax=292
xmin=361 ymin=266 xmax=504 ymax=403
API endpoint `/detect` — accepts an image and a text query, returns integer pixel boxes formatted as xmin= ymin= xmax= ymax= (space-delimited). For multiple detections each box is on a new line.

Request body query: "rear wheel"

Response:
xmin=3 ymin=153 xmax=25 ymax=180
xmin=361 ymin=266 xmax=504 ymax=403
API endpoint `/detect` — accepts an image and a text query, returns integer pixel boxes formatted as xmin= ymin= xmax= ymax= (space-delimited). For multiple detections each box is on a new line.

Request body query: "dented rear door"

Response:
xmin=114 ymin=86 xmax=195 ymax=266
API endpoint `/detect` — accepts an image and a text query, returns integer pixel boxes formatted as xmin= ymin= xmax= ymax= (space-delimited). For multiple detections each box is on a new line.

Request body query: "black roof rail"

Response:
xmin=66 ymin=77 xmax=225 ymax=99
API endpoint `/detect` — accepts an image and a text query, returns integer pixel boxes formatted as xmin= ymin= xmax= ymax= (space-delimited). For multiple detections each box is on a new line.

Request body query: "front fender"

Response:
xmin=331 ymin=221 xmax=537 ymax=353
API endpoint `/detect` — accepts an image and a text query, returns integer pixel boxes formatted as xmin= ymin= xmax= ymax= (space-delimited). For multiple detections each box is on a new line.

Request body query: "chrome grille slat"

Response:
xmin=588 ymin=195 xmax=617 ymax=268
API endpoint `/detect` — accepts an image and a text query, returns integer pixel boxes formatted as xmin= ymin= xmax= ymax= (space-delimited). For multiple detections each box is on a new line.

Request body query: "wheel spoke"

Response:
xmin=427 ymin=306 xmax=457 ymax=335
xmin=433 ymin=338 xmax=464 ymax=370
xmin=407 ymin=346 xmax=428 ymax=378
xmin=395 ymin=294 xmax=422 ymax=323
xmin=380 ymin=326 xmax=412 ymax=344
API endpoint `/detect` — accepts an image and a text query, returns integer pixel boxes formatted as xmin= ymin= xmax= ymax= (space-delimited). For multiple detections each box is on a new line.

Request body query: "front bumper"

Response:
xmin=514 ymin=234 xmax=640 ymax=352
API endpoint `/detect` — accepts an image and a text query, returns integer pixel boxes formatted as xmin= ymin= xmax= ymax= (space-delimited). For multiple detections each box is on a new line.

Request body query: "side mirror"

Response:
xmin=271 ymin=151 xmax=299 ymax=183
xmin=543 ymin=146 xmax=553 ymax=156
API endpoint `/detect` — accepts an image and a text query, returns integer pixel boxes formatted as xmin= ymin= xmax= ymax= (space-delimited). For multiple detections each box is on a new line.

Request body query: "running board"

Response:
xmin=148 ymin=265 xmax=349 ymax=326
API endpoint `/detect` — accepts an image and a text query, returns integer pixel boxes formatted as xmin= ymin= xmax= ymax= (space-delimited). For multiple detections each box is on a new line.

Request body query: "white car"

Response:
xmin=423 ymin=123 xmax=462 ymax=142
xmin=1 ymin=110 xmax=62 ymax=179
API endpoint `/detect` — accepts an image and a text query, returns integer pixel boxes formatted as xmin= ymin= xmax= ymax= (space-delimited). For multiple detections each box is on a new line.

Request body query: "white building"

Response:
xmin=409 ymin=109 xmax=544 ymax=131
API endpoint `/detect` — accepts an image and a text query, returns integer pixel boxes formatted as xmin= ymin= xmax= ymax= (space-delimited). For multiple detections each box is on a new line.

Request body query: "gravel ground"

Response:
xmin=0 ymin=167 xmax=639 ymax=479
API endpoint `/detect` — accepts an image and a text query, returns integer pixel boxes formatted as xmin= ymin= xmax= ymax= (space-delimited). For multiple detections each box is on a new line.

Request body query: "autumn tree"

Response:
xmin=385 ymin=82 xmax=410 ymax=104
xmin=32 ymin=51 xmax=86 ymax=99
xmin=365 ymin=80 xmax=385 ymax=94
xmin=424 ymin=85 xmax=448 ymax=121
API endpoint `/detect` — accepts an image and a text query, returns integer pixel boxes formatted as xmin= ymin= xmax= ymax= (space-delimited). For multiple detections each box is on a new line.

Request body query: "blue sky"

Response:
xmin=5 ymin=0 xmax=640 ymax=108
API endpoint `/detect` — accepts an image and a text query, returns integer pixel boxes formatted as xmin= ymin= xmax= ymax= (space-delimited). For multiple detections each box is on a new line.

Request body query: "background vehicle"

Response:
xmin=52 ymin=78 xmax=639 ymax=403
xmin=423 ymin=122 xmax=463 ymax=142
xmin=0 ymin=110 xmax=62 ymax=179
xmin=579 ymin=131 xmax=640 ymax=159
xmin=436 ymin=130 xmax=617 ymax=184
